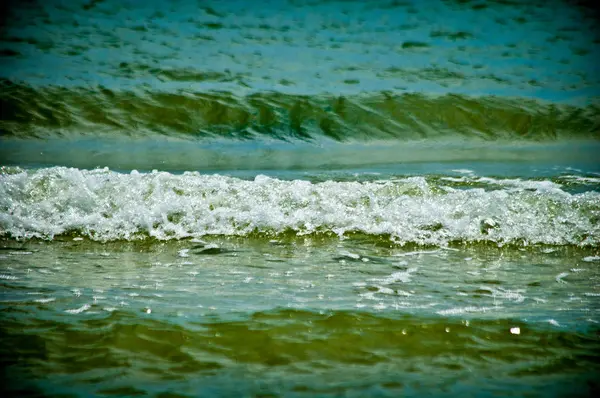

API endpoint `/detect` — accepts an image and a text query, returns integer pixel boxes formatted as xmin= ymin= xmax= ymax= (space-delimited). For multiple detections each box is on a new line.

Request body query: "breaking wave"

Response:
xmin=1 ymin=166 xmax=598 ymax=245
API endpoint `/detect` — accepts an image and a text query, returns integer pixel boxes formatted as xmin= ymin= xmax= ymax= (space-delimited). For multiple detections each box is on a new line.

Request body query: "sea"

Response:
xmin=1 ymin=0 xmax=599 ymax=396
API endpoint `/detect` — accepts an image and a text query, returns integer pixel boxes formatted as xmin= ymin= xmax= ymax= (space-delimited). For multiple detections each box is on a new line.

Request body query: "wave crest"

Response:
xmin=1 ymin=167 xmax=598 ymax=246
xmin=1 ymin=80 xmax=598 ymax=141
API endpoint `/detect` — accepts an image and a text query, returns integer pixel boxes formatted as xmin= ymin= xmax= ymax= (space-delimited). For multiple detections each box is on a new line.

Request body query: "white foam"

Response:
xmin=560 ymin=175 xmax=600 ymax=184
xmin=34 ymin=297 xmax=55 ymax=303
xmin=436 ymin=306 xmax=497 ymax=316
xmin=377 ymin=286 xmax=395 ymax=295
xmin=547 ymin=319 xmax=561 ymax=327
xmin=1 ymin=167 xmax=598 ymax=246
xmin=338 ymin=251 xmax=361 ymax=260
xmin=582 ymin=256 xmax=600 ymax=262
xmin=477 ymin=177 xmax=564 ymax=192
xmin=371 ymin=268 xmax=418 ymax=285
xmin=65 ymin=304 xmax=91 ymax=314
xmin=555 ymin=272 xmax=569 ymax=283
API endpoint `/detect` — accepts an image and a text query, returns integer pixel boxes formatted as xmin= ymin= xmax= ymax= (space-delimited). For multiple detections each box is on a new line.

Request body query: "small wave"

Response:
xmin=1 ymin=80 xmax=598 ymax=142
xmin=1 ymin=167 xmax=598 ymax=246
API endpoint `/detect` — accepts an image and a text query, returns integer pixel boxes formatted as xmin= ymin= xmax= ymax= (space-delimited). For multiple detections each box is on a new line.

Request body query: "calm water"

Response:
xmin=1 ymin=0 xmax=599 ymax=397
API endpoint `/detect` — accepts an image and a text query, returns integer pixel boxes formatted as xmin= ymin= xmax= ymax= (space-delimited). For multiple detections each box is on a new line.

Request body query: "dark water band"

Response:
xmin=2 ymin=80 xmax=598 ymax=141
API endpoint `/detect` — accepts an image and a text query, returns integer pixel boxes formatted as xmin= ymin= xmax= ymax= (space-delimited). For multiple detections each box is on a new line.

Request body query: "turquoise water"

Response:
xmin=1 ymin=0 xmax=600 ymax=396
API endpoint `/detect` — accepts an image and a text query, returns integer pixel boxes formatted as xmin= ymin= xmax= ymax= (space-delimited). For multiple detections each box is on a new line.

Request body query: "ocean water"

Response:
xmin=1 ymin=0 xmax=599 ymax=397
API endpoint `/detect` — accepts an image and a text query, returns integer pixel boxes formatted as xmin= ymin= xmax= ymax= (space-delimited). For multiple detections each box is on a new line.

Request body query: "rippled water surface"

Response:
xmin=1 ymin=0 xmax=599 ymax=396
xmin=2 ymin=238 xmax=600 ymax=397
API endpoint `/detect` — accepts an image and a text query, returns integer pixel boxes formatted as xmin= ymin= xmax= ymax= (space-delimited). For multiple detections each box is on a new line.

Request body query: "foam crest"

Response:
xmin=1 ymin=167 xmax=598 ymax=245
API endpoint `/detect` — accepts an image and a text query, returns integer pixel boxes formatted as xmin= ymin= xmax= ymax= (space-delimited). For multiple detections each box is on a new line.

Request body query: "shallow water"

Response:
xmin=1 ymin=0 xmax=600 ymax=396
xmin=1 ymin=238 xmax=600 ymax=396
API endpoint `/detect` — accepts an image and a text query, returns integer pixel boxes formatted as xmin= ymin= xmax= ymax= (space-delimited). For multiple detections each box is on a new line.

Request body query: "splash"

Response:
xmin=1 ymin=167 xmax=598 ymax=245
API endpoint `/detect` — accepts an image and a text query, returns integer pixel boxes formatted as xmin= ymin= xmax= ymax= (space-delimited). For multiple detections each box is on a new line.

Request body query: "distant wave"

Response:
xmin=1 ymin=80 xmax=598 ymax=142
xmin=1 ymin=167 xmax=598 ymax=245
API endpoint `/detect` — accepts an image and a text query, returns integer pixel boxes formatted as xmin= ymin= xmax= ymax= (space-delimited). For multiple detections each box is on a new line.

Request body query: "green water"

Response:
xmin=1 ymin=0 xmax=600 ymax=396
xmin=1 ymin=237 xmax=600 ymax=396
